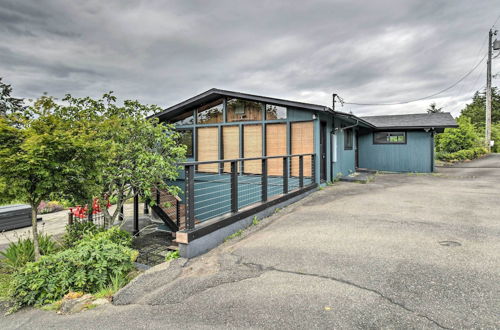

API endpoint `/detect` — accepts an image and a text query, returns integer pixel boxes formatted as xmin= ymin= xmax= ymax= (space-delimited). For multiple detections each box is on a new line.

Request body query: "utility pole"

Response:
xmin=486 ymin=29 xmax=493 ymax=152
xmin=332 ymin=93 xmax=337 ymax=112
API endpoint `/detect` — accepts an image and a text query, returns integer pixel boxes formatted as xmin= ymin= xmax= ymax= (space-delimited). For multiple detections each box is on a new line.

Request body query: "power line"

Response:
xmin=342 ymin=53 xmax=487 ymax=106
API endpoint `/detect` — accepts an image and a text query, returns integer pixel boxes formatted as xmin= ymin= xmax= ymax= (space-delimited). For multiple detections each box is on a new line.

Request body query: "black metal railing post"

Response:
xmin=133 ymin=192 xmax=139 ymax=236
xmin=283 ymin=157 xmax=288 ymax=194
xmin=185 ymin=164 xmax=195 ymax=230
xmin=176 ymin=200 xmax=180 ymax=227
xmin=156 ymin=188 xmax=160 ymax=205
xmin=299 ymin=155 xmax=304 ymax=188
xmin=231 ymin=161 xmax=238 ymax=213
xmin=311 ymin=154 xmax=316 ymax=184
xmin=119 ymin=205 xmax=124 ymax=222
xmin=143 ymin=197 xmax=149 ymax=214
xmin=261 ymin=158 xmax=268 ymax=202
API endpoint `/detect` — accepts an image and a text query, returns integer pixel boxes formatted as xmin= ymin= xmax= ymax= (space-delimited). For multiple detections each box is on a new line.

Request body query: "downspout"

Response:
xmin=341 ymin=119 xmax=359 ymax=131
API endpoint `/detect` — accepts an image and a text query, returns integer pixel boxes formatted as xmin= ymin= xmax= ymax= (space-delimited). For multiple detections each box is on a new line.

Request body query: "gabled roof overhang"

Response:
xmin=152 ymin=88 xmax=332 ymax=121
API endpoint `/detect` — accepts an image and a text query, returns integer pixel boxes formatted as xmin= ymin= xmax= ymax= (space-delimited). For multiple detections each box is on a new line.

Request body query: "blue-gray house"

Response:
xmin=151 ymin=89 xmax=457 ymax=256
xmin=155 ymin=89 xmax=457 ymax=181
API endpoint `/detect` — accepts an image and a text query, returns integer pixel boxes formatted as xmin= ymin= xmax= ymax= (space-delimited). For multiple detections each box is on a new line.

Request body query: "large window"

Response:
xmin=373 ymin=132 xmax=406 ymax=144
xmin=266 ymin=104 xmax=287 ymax=120
xmin=227 ymin=98 xmax=263 ymax=122
xmin=344 ymin=128 xmax=353 ymax=150
xmin=171 ymin=111 xmax=194 ymax=125
xmin=177 ymin=129 xmax=193 ymax=157
xmin=197 ymin=99 xmax=223 ymax=124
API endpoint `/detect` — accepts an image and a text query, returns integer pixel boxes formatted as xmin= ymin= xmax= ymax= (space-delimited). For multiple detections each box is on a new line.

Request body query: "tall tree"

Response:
xmin=427 ymin=102 xmax=443 ymax=113
xmin=59 ymin=93 xmax=186 ymax=227
xmin=0 ymin=78 xmax=24 ymax=116
xmin=0 ymin=96 xmax=102 ymax=259
xmin=460 ymin=88 xmax=500 ymax=128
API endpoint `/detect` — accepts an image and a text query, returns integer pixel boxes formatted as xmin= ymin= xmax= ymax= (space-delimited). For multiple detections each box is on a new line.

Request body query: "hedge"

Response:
xmin=436 ymin=147 xmax=488 ymax=162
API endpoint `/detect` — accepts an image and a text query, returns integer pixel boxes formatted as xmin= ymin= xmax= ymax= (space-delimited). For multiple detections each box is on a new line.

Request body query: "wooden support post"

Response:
xmin=68 ymin=212 xmax=73 ymax=225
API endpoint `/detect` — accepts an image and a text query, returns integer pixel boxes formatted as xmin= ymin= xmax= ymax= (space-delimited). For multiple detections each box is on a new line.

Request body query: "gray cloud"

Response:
xmin=0 ymin=0 xmax=499 ymax=116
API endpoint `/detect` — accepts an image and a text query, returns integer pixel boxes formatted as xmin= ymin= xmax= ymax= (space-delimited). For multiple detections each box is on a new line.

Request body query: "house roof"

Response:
xmin=360 ymin=112 xmax=458 ymax=129
xmin=152 ymin=88 xmax=457 ymax=130
xmin=153 ymin=88 xmax=331 ymax=121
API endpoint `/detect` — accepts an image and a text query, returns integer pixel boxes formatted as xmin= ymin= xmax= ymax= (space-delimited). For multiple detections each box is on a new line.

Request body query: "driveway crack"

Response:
xmin=239 ymin=260 xmax=451 ymax=330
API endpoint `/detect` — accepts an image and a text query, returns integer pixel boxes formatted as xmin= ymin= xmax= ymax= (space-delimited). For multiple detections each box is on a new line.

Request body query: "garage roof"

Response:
xmin=360 ymin=113 xmax=458 ymax=129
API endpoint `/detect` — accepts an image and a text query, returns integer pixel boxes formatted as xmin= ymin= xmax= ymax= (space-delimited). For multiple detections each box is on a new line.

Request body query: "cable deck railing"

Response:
xmin=178 ymin=153 xmax=316 ymax=232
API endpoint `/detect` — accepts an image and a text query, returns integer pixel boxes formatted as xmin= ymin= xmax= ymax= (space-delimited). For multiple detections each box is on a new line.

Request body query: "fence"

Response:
xmin=179 ymin=153 xmax=316 ymax=232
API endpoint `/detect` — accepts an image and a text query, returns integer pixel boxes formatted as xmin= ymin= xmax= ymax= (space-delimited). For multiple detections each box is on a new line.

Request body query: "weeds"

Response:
xmin=165 ymin=250 xmax=180 ymax=262
xmin=252 ymin=216 xmax=260 ymax=226
xmin=224 ymin=230 xmax=243 ymax=242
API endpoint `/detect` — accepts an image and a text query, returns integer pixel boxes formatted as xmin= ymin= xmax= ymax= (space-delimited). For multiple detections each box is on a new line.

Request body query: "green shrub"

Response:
xmin=436 ymin=147 xmax=487 ymax=162
xmin=0 ymin=234 xmax=58 ymax=270
xmin=436 ymin=117 xmax=482 ymax=153
xmin=11 ymin=235 xmax=138 ymax=307
xmin=62 ymin=221 xmax=105 ymax=248
xmin=90 ymin=227 xmax=132 ymax=247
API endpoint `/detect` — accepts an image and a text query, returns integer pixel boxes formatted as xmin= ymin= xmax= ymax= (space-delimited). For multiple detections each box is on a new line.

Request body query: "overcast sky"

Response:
xmin=1 ymin=0 xmax=499 ymax=116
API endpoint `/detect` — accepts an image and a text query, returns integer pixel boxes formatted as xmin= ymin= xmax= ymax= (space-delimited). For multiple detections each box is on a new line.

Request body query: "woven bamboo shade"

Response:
xmin=291 ymin=121 xmax=313 ymax=177
xmin=266 ymin=123 xmax=287 ymax=176
xmin=223 ymin=126 xmax=240 ymax=172
xmin=197 ymin=127 xmax=219 ymax=173
xmin=243 ymin=124 xmax=262 ymax=174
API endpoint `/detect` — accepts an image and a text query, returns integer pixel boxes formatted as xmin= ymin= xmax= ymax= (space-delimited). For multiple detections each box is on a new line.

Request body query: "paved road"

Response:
xmin=2 ymin=155 xmax=499 ymax=329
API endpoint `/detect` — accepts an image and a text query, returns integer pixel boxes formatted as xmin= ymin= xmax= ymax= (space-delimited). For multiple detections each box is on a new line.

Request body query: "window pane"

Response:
xmin=374 ymin=132 xmax=387 ymax=144
xmin=197 ymin=99 xmax=223 ymax=124
xmin=344 ymin=128 xmax=353 ymax=149
xmin=171 ymin=111 xmax=194 ymax=125
xmin=266 ymin=104 xmax=287 ymax=120
xmin=227 ymin=98 xmax=263 ymax=122
xmin=374 ymin=132 xmax=406 ymax=144
xmin=177 ymin=129 xmax=193 ymax=157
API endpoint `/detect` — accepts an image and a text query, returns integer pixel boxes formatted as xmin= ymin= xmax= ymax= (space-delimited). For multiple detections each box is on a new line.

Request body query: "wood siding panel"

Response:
xmin=197 ymin=127 xmax=219 ymax=172
xmin=266 ymin=123 xmax=287 ymax=176
xmin=291 ymin=121 xmax=313 ymax=177
xmin=243 ymin=124 xmax=262 ymax=174
xmin=223 ymin=126 xmax=240 ymax=172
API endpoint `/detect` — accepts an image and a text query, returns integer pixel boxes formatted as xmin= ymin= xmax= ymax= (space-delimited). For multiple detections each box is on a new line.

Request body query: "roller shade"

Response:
xmin=266 ymin=123 xmax=287 ymax=176
xmin=291 ymin=121 xmax=313 ymax=177
xmin=243 ymin=124 xmax=262 ymax=174
xmin=223 ymin=126 xmax=240 ymax=172
xmin=197 ymin=127 xmax=219 ymax=173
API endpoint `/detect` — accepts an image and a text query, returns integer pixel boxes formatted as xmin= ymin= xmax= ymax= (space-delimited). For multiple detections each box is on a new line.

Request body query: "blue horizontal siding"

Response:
xmin=358 ymin=131 xmax=433 ymax=172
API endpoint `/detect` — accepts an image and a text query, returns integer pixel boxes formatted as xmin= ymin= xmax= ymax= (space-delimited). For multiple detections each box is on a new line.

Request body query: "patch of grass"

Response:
xmin=40 ymin=300 xmax=62 ymax=311
xmin=318 ymin=186 xmax=324 ymax=190
xmin=252 ymin=216 xmax=260 ymax=226
xmin=0 ymin=264 xmax=12 ymax=302
xmin=93 ymin=288 xmax=115 ymax=300
xmin=165 ymin=250 xmax=180 ymax=262
xmin=274 ymin=208 xmax=282 ymax=214
xmin=85 ymin=303 xmax=98 ymax=310
xmin=224 ymin=229 xmax=243 ymax=242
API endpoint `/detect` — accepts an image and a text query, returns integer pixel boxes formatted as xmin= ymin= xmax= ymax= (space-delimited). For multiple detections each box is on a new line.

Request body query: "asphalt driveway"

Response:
xmin=3 ymin=154 xmax=500 ymax=329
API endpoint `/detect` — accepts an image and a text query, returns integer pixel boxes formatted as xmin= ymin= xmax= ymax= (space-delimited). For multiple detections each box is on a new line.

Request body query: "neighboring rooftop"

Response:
xmin=360 ymin=112 xmax=458 ymax=129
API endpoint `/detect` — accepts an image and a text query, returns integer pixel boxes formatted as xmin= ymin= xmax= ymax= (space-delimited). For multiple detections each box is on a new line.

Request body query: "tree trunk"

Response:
xmin=31 ymin=205 xmax=41 ymax=261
